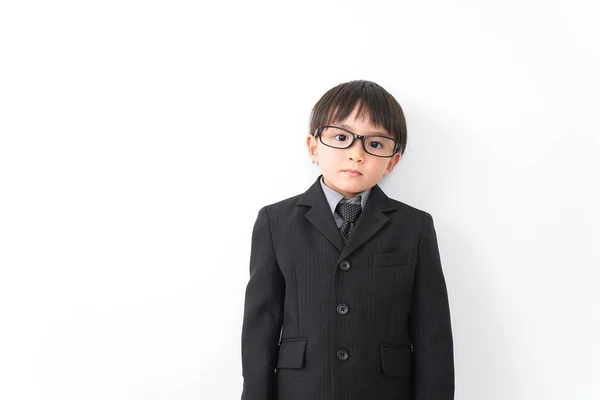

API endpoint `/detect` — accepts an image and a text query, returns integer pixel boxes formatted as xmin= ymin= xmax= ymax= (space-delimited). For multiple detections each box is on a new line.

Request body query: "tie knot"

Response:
xmin=335 ymin=201 xmax=362 ymax=224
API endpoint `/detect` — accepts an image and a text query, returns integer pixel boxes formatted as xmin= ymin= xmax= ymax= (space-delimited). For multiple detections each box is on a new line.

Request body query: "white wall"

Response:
xmin=1 ymin=1 xmax=599 ymax=399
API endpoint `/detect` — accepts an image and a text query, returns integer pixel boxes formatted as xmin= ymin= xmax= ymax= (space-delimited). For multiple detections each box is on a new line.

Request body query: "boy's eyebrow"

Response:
xmin=336 ymin=123 xmax=392 ymax=137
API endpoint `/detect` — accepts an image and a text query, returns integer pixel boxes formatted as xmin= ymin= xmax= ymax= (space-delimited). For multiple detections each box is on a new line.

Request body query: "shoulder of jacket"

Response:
xmin=256 ymin=193 xmax=303 ymax=219
xmin=385 ymin=196 xmax=432 ymax=219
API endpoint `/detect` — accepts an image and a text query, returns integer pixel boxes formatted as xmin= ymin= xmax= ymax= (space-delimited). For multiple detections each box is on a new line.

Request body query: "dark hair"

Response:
xmin=309 ymin=80 xmax=407 ymax=155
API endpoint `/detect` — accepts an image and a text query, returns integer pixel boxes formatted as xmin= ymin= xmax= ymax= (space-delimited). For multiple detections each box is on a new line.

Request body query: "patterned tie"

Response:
xmin=335 ymin=200 xmax=363 ymax=243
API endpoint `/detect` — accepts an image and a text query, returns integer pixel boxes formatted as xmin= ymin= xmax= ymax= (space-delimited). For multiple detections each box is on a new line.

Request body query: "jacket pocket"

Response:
xmin=276 ymin=338 xmax=308 ymax=369
xmin=380 ymin=344 xmax=412 ymax=377
xmin=370 ymin=251 xmax=413 ymax=267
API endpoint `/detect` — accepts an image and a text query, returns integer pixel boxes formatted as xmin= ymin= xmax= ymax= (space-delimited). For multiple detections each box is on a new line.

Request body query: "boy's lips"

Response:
xmin=343 ymin=169 xmax=362 ymax=176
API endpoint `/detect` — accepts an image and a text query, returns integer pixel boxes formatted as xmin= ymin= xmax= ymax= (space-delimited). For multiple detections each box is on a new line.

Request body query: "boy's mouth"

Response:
xmin=343 ymin=169 xmax=362 ymax=176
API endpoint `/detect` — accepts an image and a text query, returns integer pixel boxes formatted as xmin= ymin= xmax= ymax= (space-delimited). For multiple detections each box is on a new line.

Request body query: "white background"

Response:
xmin=1 ymin=1 xmax=599 ymax=399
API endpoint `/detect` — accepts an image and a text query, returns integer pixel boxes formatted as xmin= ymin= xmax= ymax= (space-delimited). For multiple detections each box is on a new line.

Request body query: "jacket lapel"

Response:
xmin=296 ymin=175 xmax=400 ymax=261
xmin=298 ymin=175 xmax=346 ymax=252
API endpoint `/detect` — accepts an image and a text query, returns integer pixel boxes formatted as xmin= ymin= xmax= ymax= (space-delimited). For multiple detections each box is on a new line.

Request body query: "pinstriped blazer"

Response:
xmin=241 ymin=174 xmax=454 ymax=400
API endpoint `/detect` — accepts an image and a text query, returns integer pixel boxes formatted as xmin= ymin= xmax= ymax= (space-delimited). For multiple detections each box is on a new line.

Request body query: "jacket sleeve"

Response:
xmin=241 ymin=206 xmax=285 ymax=400
xmin=408 ymin=212 xmax=455 ymax=399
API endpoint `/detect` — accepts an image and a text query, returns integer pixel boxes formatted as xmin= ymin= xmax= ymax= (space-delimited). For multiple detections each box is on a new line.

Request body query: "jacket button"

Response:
xmin=339 ymin=260 xmax=351 ymax=271
xmin=336 ymin=349 xmax=349 ymax=361
xmin=336 ymin=303 xmax=349 ymax=315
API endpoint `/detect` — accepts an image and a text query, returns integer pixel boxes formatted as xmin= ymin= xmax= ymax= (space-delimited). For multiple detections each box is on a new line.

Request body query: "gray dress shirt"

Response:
xmin=319 ymin=175 xmax=372 ymax=228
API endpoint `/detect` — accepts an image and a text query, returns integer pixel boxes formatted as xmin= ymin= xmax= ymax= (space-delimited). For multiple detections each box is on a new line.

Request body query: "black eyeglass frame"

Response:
xmin=314 ymin=125 xmax=400 ymax=158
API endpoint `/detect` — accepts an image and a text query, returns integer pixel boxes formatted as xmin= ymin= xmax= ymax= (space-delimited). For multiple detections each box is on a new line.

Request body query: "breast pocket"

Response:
xmin=370 ymin=251 xmax=413 ymax=268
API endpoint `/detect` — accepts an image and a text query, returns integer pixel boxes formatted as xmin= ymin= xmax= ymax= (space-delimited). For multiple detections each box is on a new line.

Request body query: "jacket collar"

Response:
xmin=297 ymin=174 xmax=400 ymax=262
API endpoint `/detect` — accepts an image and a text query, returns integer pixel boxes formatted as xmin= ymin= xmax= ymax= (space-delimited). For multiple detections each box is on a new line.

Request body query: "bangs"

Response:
xmin=309 ymin=80 xmax=407 ymax=154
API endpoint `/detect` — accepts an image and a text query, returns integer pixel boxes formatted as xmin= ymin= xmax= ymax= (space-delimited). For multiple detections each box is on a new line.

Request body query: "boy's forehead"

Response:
xmin=323 ymin=103 xmax=393 ymax=136
xmin=331 ymin=121 xmax=392 ymax=137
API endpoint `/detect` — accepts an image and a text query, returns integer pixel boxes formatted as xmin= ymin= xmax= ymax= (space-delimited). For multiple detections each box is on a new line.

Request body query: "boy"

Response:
xmin=241 ymin=80 xmax=454 ymax=400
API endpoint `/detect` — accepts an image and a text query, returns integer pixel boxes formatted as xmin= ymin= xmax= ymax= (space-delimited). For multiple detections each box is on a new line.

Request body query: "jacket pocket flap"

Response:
xmin=371 ymin=251 xmax=412 ymax=267
xmin=277 ymin=338 xmax=307 ymax=369
xmin=380 ymin=344 xmax=412 ymax=377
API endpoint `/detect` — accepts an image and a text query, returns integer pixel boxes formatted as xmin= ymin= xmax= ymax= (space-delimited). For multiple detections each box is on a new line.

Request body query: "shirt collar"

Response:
xmin=319 ymin=175 xmax=372 ymax=215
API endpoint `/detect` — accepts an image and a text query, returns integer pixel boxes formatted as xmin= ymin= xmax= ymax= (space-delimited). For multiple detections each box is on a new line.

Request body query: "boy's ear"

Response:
xmin=383 ymin=152 xmax=401 ymax=176
xmin=306 ymin=135 xmax=319 ymax=163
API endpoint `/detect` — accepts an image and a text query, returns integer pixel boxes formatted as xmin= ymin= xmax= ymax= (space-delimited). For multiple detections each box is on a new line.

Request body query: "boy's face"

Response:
xmin=306 ymin=104 xmax=401 ymax=198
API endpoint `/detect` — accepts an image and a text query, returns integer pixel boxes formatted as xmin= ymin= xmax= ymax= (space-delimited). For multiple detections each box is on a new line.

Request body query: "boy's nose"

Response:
xmin=347 ymin=138 xmax=366 ymax=160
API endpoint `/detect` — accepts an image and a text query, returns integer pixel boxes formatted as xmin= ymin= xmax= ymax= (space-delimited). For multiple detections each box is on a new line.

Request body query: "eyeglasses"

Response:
xmin=314 ymin=125 xmax=400 ymax=158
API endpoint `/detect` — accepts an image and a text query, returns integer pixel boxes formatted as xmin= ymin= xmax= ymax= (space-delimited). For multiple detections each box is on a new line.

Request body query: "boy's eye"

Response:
xmin=335 ymin=134 xmax=349 ymax=142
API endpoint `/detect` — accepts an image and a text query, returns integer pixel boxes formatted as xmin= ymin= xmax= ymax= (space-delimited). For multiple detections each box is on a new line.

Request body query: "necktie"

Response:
xmin=335 ymin=200 xmax=362 ymax=243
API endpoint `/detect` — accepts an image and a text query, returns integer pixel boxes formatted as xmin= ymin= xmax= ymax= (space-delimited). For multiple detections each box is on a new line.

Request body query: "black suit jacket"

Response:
xmin=241 ymin=174 xmax=454 ymax=400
